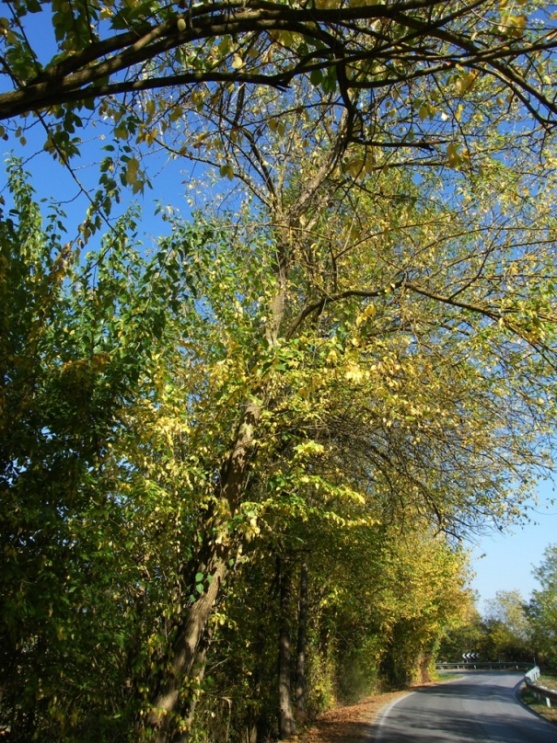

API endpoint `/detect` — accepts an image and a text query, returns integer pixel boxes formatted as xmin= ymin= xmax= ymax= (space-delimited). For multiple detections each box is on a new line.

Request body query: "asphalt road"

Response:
xmin=373 ymin=671 xmax=557 ymax=742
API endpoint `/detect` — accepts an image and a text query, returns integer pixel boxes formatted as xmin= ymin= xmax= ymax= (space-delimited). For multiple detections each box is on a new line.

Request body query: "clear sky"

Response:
xmin=470 ymin=479 xmax=557 ymax=612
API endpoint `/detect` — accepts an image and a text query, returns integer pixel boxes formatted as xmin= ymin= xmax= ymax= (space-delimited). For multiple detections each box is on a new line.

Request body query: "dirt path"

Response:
xmin=296 ymin=691 xmax=409 ymax=743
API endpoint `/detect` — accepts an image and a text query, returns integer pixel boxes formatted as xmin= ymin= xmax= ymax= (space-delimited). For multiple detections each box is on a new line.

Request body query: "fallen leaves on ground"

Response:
xmin=296 ymin=691 xmax=409 ymax=743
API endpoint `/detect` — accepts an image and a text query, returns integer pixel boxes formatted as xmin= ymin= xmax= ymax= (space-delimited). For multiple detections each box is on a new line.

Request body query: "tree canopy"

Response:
xmin=1 ymin=1 xmax=557 ymax=741
xmin=4 ymin=131 xmax=556 ymax=737
xmin=1 ymin=0 xmax=557 ymax=169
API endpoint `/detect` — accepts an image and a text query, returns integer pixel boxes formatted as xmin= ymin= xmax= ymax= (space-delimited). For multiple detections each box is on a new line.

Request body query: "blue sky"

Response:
xmin=470 ymin=479 xmax=557 ymax=611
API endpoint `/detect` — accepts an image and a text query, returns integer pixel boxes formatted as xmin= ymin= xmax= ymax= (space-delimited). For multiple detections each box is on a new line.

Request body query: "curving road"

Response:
xmin=373 ymin=671 xmax=557 ymax=742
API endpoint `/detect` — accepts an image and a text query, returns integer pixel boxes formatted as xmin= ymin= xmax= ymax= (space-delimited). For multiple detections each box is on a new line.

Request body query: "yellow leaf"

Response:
xmin=231 ymin=54 xmax=244 ymax=70
xmin=447 ymin=143 xmax=460 ymax=167
xmin=345 ymin=364 xmax=364 ymax=383
xmin=294 ymin=441 xmax=325 ymax=458
xmin=499 ymin=13 xmax=527 ymax=37
xmin=347 ymin=157 xmax=364 ymax=178
xmin=276 ymin=30 xmax=294 ymax=46
xmin=509 ymin=13 xmax=527 ymax=33
xmin=455 ymin=71 xmax=477 ymax=96
xmin=219 ymin=163 xmax=234 ymax=180
xmin=364 ymin=151 xmax=375 ymax=174
xmin=125 ymin=157 xmax=139 ymax=184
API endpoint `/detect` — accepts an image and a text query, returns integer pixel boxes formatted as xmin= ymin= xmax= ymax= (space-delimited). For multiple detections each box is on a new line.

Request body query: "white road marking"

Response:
xmin=373 ymin=692 xmax=414 ymax=742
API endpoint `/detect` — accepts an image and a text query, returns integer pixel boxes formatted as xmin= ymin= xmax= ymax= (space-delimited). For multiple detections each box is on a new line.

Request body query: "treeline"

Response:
xmin=441 ymin=545 xmax=557 ymax=670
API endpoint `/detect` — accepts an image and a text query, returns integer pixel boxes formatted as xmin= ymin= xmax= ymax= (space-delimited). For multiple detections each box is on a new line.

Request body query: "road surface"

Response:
xmin=373 ymin=671 xmax=557 ymax=742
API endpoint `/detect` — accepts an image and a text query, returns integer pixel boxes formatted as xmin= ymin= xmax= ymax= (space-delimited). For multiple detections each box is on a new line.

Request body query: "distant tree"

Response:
xmin=483 ymin=590 xmax=534 ymax=662
xmin=528 ymin=544 xmax=557 ymax=669
xmin=439 ymin=590 xmax=537 ymax=664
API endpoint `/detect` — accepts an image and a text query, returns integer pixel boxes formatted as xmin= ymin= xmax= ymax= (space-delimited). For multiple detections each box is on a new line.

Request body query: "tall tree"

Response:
xmin=136 ymin=131 xmax=557 ymax=737
xmin=0 ymin=160 xmax=203 ymax=741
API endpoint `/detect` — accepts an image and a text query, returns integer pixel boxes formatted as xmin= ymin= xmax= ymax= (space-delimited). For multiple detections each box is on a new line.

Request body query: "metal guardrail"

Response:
xmin=526 ymin=666 xmax=541 ymax=683
xmin=436 ymin=661 xmax=533 ymax=671
xmin=523 ymin=665 xmax=557 ymax=709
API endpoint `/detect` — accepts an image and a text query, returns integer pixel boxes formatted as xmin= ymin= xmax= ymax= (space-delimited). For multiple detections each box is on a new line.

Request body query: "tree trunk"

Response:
xmin=278 ymin=556 xmax=296 ymax=739
xmin=295 ymin=559 xmax=309 ymax=721
xmin=142 ymin=401 xmax=263 ymax=741
xmin=145 ymin=547 xmax=228 ymax=742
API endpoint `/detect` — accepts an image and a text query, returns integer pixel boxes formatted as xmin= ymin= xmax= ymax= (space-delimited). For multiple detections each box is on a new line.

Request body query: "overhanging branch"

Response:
xmin=1 ymin=0 xmax=557 ymax=123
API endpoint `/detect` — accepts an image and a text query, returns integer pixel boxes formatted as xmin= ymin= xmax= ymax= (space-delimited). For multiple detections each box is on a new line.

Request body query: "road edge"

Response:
xmin=514 ymin=678 xmax=557 ymax=727
xmin=368 ymin=672 xmax=465 ymax=742
xmin=370 ymin=692 xmax=414 ymax=742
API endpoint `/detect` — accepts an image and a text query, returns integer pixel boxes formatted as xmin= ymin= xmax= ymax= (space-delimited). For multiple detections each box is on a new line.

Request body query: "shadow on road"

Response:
xmin=369 ymin=672 xmax=557 ymax=743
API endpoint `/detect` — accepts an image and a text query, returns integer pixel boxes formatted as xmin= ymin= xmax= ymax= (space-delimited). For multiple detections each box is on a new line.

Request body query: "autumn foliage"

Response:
xmin=1 ymin=1 xmax=557 ymax=741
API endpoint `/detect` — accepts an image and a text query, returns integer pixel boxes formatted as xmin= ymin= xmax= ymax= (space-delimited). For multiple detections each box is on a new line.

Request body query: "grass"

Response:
xmin=538 ymin=673 xmax=557 ymax=690
xmin=520 ymin=672 xmax=557 ymax=726
xmin=435 ymin=671 xmax=461 ymax=682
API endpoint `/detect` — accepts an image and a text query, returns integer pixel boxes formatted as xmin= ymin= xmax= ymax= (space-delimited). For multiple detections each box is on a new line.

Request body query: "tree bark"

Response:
xmin=295 ymin=558 xmax=309 ymax=721
xmin=145 ymin=547 xmax=228 ymax=742
xmin=278 ymin=556 xmax=296 ymax=739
